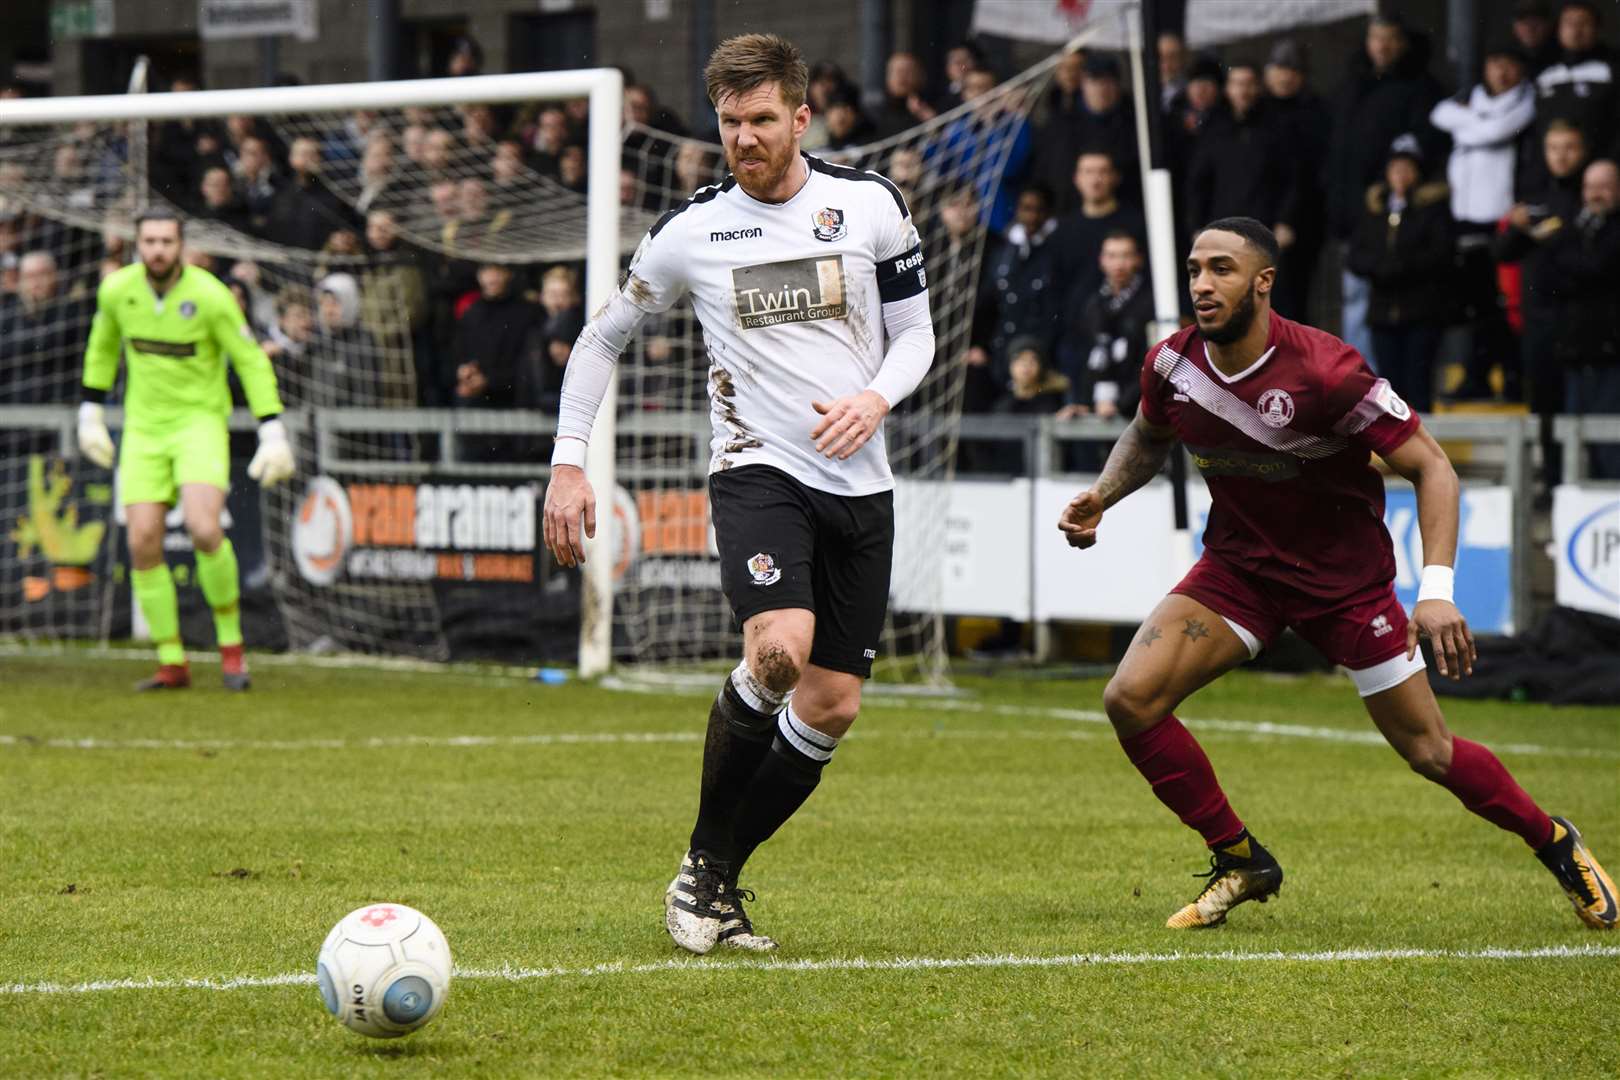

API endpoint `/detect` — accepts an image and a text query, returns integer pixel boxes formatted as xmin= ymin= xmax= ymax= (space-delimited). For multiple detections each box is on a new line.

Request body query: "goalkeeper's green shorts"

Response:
xmin=117 ymin=414 xmax=230 ymax=507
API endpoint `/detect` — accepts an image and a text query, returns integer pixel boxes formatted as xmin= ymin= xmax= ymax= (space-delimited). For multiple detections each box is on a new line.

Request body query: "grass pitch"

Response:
xmin=2 ymin=651 xmax=1617 ymax=1078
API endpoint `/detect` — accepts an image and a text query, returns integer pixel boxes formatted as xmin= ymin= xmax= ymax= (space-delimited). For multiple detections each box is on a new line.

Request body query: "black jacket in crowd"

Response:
xmin=1326 ymin=35 xmax=1447 ymax=238
xmin=975 ymin=223 xmax=1068 ymax=371
xmin=0 ymin=295 xmax=92 ymax=404
xmin=265 ymin=173 xmax=355 ymax=250
xmin=1523 ymin=44 xmax=1619 ymax=196
xmin=1546 ymin=208 xmax=1620 ymax=367
xmin=1032 ymin=101 xmax=1140 ymax=217
xmin=1184 ymin=101 xmax=1301 ymax=236
xmin=1345 ymin=179 xmax=1456 ymax=327
xmin=453 ymin=290 xmax=546 ymax=409
xmin=1493 ymin=171 xmax=1584 ymax=317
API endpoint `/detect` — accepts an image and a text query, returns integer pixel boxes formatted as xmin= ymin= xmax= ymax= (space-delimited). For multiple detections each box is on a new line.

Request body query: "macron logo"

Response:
xmin=710 ymin=227 xmax=763 ymax=242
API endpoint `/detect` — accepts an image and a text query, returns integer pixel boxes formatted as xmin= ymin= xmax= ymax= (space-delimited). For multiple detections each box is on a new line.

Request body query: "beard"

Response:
xmin=727 ymin=140 xmax=794 ymax=200
xmin=1200 ymin=280 xmax=1259 ymax=345
xmin=142 ymin=254 xmax=179 ymax=283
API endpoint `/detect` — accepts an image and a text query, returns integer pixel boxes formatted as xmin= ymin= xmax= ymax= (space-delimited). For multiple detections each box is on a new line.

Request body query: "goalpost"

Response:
xmin=0 ymin=70 xmax=623 ymax=671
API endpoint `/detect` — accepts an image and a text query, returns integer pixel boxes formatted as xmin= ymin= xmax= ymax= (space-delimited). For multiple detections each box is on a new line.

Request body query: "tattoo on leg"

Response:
xmin=1181 ymin=618 xmax=1210 ymax=641
xmin=1137 ymin=625 xmax=1162 ymax=647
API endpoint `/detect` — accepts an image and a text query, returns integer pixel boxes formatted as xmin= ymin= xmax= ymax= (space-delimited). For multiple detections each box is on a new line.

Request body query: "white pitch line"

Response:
xmin=0 ymin=729 xmax=1106 ymax=753
xmin=7 ymin=944 xmax=1617 ymax=997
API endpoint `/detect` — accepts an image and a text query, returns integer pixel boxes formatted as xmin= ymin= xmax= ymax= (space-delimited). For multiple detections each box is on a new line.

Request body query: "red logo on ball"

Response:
xmin=360 ymin=906 xmax=398 ymax=928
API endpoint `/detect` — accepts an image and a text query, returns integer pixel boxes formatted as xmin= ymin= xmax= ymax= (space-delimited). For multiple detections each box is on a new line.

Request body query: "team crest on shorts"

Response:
xmin=747 ymin=552 xmax=782 ymax=586
xmin=811 ymin=207 xmax=846 ymax=242
xmin=179 ymin=300 xmax=197 ymax=319
xmin=1256 ymin=388 xmax=1296 ymax=428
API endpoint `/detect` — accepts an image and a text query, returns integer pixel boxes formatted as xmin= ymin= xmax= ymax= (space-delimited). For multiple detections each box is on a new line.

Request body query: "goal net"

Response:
xmin=0 ymin=50 xmax=1070 ymax=678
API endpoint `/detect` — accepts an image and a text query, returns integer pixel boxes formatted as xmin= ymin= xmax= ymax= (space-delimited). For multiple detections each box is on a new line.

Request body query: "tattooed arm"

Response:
xmin=1058 ymin=415 xmax=1177 ymax=549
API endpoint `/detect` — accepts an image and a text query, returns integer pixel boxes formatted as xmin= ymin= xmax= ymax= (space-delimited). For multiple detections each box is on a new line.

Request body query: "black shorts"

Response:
xmin=708 ymin=464 xmax=894 ymax=678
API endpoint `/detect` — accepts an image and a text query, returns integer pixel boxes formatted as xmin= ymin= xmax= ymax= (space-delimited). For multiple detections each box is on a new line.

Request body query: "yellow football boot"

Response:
xmin=1537 ymin=817 xmax=1618 ymax=930
xmin=1167 ymin=831 xmax=1284 ymax=929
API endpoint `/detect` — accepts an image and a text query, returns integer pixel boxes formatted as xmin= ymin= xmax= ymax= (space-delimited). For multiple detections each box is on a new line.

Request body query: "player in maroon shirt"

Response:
xmin=1058 ymin=217 xmax=1615 ymax=931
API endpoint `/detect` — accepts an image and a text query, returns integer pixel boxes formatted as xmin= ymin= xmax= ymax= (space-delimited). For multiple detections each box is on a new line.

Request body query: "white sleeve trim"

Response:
xmin=866 ymin=292 xmax=935 ymax=408
xmin=553 ymin=288 xmax=651 ymax=448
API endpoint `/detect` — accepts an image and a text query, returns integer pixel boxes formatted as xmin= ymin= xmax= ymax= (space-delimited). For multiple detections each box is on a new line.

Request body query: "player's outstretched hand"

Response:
xmin=1058 ymin=490 xmax=1104 ymax=549
xmin=247 ymin=418 xmax=295 ymax=487
xmin=1407 ymin=598 xmax=1476 ymax=679
xmin=543 ymin=464 xmax=596 ymax=568
xmin=811 ymin=390 xmax=890 ymax=460
xmin=76 ymin=402 xmax=115 ymax=469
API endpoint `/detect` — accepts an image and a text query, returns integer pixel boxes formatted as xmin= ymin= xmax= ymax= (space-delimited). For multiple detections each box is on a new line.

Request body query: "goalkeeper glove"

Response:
xmin=77 ymin=401 xmax=116 ymax=468
xmin=248 ymin=417 xmax=295 ymax=487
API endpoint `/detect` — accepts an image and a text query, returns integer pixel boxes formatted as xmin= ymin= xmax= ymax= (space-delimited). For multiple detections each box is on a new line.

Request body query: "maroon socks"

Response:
xmin=1119 ymin=715 xmax=1245 ymax=848
xmin=1438 ymin=737 xmax=1556 ymax=849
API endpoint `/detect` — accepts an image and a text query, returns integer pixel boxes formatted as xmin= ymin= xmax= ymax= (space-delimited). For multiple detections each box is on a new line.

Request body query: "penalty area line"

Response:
xmin=7 ymin=944 xmax=1618 ymax=996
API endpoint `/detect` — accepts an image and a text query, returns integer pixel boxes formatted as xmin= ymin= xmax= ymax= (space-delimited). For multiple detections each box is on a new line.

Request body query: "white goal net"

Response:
xmin=0 ymin=52 xmax=1067 ymax=678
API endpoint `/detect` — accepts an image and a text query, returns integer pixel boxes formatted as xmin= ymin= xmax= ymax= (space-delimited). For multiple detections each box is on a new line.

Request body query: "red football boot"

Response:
xmin=220 ymin=643 xmax=251 ymax=692
xmin=134 ymin=663 xmax=190 ymax=691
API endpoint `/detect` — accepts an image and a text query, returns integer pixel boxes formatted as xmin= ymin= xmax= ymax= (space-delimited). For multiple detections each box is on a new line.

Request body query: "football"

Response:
xmin=315 ymin=903 xmax=452 ymax=1038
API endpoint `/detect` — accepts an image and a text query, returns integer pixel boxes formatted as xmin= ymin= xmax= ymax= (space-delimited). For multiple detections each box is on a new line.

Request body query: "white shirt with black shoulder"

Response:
xmin=552 ymin=152 xmax=934 ymax=497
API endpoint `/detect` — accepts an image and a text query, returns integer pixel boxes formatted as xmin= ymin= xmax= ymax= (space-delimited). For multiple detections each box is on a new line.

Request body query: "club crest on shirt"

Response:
xmin=811 ymin=207 xmax=846 ymax=242
xmin=747 ymin=552 xmax=782 ymax=586
xmin=1256 ymin=388 xmax=1296 ymax=428
xmin=179 ymin=300 xmax=197 ymax=319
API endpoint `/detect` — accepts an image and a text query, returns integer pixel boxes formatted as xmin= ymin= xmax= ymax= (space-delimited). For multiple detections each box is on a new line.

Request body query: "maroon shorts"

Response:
xmin=1171 ymin=553 xmax=1411 ymax=671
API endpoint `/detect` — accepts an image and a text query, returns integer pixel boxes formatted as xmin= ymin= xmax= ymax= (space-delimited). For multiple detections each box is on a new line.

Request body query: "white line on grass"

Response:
xmin=0 ymin=729 xmax=1107 ymax=753
xmin=7 ymin=944 xmax=1618 ymax=996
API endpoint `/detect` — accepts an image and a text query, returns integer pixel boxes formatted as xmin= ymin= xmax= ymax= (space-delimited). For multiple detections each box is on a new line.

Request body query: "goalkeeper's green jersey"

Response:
xmin=83 ymin=263 xmax=283 ymax=431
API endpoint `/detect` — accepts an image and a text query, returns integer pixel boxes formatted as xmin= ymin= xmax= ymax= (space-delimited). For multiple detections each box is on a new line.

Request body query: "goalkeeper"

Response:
xmin=78 ymin=209 xmax=295 ymax=691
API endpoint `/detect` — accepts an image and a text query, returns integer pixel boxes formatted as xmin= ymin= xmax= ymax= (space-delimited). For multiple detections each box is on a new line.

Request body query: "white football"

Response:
xmin=316 ymin=903 xmax=452 ymax=1038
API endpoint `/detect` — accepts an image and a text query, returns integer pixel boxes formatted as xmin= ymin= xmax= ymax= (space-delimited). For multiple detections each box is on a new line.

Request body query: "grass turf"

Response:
xmin=2 ymin=653 xmax=1617 ymax=1078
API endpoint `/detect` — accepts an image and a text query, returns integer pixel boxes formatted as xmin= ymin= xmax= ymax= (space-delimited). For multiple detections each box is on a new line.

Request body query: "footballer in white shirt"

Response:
xmin=543 ymin=32 xmax=935 ymax=955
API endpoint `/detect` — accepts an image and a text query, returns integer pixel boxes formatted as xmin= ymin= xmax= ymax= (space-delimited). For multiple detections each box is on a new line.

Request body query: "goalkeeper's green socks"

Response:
xmin=131 ymin=563 xmax=186 ymax=665
xmin=194 ymin=538 xmax=243 ymax=648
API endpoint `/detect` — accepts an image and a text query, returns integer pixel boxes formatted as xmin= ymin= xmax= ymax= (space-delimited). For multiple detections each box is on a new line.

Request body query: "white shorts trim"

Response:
xmin=1349 ymin=649 xmax=1427 ymax=697
xmin=1221 ymin=617 xmax=1263 ymax=660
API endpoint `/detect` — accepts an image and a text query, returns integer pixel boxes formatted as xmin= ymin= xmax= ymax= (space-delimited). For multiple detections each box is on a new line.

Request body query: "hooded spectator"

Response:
xmin=311 ymin=272 xmax=376 ymax=405
xmin=1346 ymin=136 xmax=1456 ymax=413
xmin=1511 ymin=0 xmax=1560 ymax=76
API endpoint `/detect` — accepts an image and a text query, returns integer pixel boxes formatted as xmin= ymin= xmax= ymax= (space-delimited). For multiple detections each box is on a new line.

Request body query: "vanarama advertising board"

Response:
xmin=291 ymin=475 xmax=538 ymax=587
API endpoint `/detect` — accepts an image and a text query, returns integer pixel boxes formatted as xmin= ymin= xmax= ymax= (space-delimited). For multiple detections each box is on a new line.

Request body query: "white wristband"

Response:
xmin=550 ymin=437 xmax=587 ymax=470
xmin=1416 ymin=564 xmax=1455 ymax=604
xmin=258 ymin=417 xmax=288 ymax=443
xmin=79 ymin=401 xmax=105 ymax=424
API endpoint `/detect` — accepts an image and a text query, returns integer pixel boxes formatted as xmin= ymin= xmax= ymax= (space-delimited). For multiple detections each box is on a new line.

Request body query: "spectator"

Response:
xmin=674 ymin=142 xmax=720 ymax=196
xmin=1051 ymin=150 xmax=1146 ymax=302
xmin=1496 ymin=119 xmax=1589 ymax=483
xmin=196 ymin=164 xmax=253 ymax=235
xmin=354 ymin=134 xmax=402 ymax=215
xmin=623 ymin=83 xmax=686 ymax=195
xmin=446 ymin=36 xmax=483 ymax=78
xmin=990 ymin=337 xmax=1070 ymax=473
xmin=451 ymin=178 xmax=512 ymax=252
xmin=1158 ymin=32 xmax=1188 ymax=116
xmin=526 ymin=105 xmax=569 ymax=178
xmin=624 ymin=81 xmax=689 ymax=136
xmin=1185 ymin=62 xmax=1300 ymax=246
xmin=536 ymin=265 xmax=585 ymax=411
xmin=1430 ymin=41 xmax=1537 ymax=399
xmin=1263 ymin=40 xmax=1331 ymax=319
xmin=151 ymin=74 xmax=223 ymax=210
xmin=1165 ymin=53 xmax=1223 ymax=178
xmin=803 ymin=60 xmax=856 ymax=151
xmin=886 ymin=147 xmax=926 ymax=232
xmin=311 ymin=273 xmax=375 ymax=406
xmin=458 ymin=104 xmax=502 ymax=151
xmin=266 ymin=137 xmax=354 ymax=250
xmin=976 ymin=184 xmax=1065 ymax=375
xmin=263 ymin=293 xmax=316 ymax=406
xmin=1346 ymin=136 xmax=1455 ymax=414
xmin=0 ymin=251 xmax=89 ymax=404
xmin=929 ymin=67 xmax=1032 ymax=232
xmin=320 ymin=109 xmax=378 ymax=181
xmin=941 ymin=42 xmax=986 ymax=108
xmin=822 ymin=93 xmax=875 ymax=152
xmin=361 ymin=209 xmax=435 ymax=404
xmin=1548 ymin=158 xmax=1620 ymax=477
xmin=874 ymin=52 xmax=939 ymax=139
xmin=491 ymin=138 xmax=528 ymax=196
xmin=558 ymin=144 xmax=587 ymax=194
xmin=1525 ymin=1 xmax=1617 ymax=193
xmin=1511 ymin=0 xmax=1559 ymax=76
xmin=1035 ymin=52 xmax=1138 ymax=216
xmin=1034 ymin=50 xmax=1084 ymax=129
xmin=453 ymin=263 xmax=545 ymax=436
xmin=1056 ymin=230 xmax=1151 ymax=425
xmin=1328 ymin=15 xmax=1446 ymax=362
xmin=232 ymin=135 xmax=279 ymax=235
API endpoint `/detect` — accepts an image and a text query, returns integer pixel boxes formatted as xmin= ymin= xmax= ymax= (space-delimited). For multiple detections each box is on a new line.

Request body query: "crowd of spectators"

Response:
xmin=1 ymin=3 xmax=1617 ymax=478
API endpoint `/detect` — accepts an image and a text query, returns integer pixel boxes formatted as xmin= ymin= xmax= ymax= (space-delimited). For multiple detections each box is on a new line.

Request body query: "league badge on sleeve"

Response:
xmin=811 ymin=207 xmax=846 ymax=242
xmin=747 ymin=552 xmax=782 ymax=586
